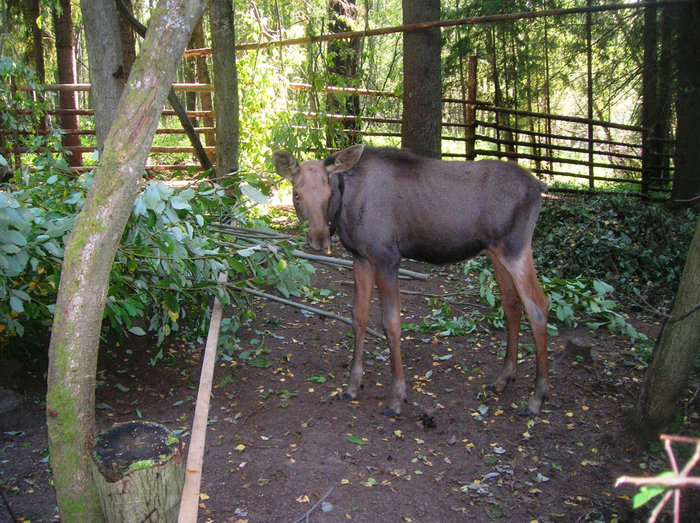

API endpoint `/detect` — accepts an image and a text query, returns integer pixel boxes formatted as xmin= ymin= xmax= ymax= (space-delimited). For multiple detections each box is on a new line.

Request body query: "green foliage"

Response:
xmin=534 ymin=196 xmax=696 ymax=309
xmin=0 ymin=169 xmax=314 ymax=362
xmin=0 ymin=53 xmax=69 ymax=177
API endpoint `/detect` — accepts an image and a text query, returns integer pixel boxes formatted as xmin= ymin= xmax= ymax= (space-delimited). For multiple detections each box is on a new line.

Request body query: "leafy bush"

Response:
xmin=455 ymin=257 xmax=645 ymax=341
xmin=534 ymin=195 xmax=696 ymax=310
xmin=0 ymin=170 xmax=314 ymax=362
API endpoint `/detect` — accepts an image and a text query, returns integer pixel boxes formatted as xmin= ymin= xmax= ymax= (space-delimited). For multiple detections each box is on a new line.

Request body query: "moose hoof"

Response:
xmin=341 ymin=392 xmax=356 ymax=401
xmin=520 ymin=395 xmax=547 ymax=417
xmin=519 ymin=406 xmax=537 ymax=417
xmin=382 ymin=406 xmax=400 ymax=417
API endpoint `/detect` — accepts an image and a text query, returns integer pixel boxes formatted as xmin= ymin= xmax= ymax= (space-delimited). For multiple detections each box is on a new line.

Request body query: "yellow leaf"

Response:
xmin=296 ymin=494 xmax=310 ymax=503
xmin=200 ymin=493 xmax=209 ymax=500
xmin=341 ymin=478 xmax=350 ymax=484
xmin=235 ymin=444 xmax=246 ymax=452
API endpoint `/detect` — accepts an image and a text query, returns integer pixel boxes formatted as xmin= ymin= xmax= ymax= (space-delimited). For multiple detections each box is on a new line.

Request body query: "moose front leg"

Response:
xmin=376 ymin=266 xmax=406 ymax=416
xmin=343 ymin=257 xmax=375 ymax=402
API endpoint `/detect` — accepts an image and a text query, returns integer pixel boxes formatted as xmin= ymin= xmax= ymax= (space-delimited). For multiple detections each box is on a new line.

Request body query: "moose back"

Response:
xmin=273 ymin=145 xmax=550 ymax=416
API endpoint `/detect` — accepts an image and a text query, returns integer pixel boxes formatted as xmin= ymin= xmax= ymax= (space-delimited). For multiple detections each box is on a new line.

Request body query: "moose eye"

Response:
xmin=294 ymin=192 xmax=300 ymax=201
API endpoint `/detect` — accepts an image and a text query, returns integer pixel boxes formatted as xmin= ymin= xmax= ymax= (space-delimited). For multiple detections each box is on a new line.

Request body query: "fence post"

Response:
xmin=465 ymin=56 xmax=477 ymax=161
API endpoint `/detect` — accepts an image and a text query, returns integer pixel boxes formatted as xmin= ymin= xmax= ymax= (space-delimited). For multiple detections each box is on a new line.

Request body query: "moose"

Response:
xmin=273 ymin=145 xmax=550 ymax=416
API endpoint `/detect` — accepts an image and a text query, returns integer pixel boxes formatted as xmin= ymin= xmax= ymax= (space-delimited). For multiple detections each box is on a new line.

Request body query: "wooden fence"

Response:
xmin=1 ymin=80 xmax=673 ymax=197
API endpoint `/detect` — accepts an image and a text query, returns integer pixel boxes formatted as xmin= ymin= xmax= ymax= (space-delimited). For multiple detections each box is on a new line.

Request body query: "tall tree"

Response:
xmin=209 ymin=0 xmax=240 ymax=179
xmin=641 ymin=0 xmax=660 ymax=195
xmin=46 ymin=1 xmax=208 ymax=519
xmin=80 ymin=0 xmax=125 ymax=152
xmin=632 ymin=216 xmax=700 ymax=436
xmin=401 ymin=0 xmax=441 ymax=158
xmin=670 ymin=0 xmax=700 ymax=205
xmin=52 ymin=0 xmax=82 ymax=168
xmin=327 ymin=0 xmax=361 ymax=148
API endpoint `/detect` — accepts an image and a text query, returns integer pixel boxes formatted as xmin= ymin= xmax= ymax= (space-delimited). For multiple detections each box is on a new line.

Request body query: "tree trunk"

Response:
xmin=25 ymin=0 xmax=46 ymax=84
xmin=80 ymin=0 xmax=125 ymax=153
xmin=670 ymin=0 xmax=700 ymax=206
xmin=209 ymin=0 xmax=240 ymax=180
xmin=53 ymin=0 xmax=82 ymax=168
xmin=90 ymin=422 xmax=184 ymax=523
xmin=117 ymin=0 xmax=137 ymax=77
xmin=46 ymin=1 xmax=208 ymax=520
xmin=326 ymin=0 xmax=361 ymax=149
xmin=401 ymin=0 xmax=441 ymax=158
xmin=641 ymin=0 xmax=660 ymax=195
xmin=632 ymin=216 xmax=700 ymax=437
xmin=191 ymin=17 xmax=216 ymax=154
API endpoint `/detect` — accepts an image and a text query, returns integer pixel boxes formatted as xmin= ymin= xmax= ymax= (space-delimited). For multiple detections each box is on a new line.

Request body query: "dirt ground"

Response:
xmin=2 ymin=254 xmax=699 ymax=523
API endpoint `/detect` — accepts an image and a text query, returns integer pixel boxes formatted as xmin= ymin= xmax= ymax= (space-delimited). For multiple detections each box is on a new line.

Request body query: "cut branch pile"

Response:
xmin=213 ymin=223 xmax=429 ymax=339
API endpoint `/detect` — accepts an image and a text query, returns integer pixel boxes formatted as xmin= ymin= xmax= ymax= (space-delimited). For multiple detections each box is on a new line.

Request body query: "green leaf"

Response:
xmin=0 ymin=229 xmax=27 ymax=246
xmin=347 ymin=435 xmax=368 ymax=446
xmin=240 ymin=184 xmax=270 ymax=205
xmin=632 ymin=472 xmax=676 ymax=508
xmin=129 ymin=327 xmax=146 ymax=336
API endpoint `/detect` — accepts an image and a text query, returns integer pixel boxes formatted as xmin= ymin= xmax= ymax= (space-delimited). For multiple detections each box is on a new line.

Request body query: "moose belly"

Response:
xmin=401 ymin=237 xmax=486 ymax=265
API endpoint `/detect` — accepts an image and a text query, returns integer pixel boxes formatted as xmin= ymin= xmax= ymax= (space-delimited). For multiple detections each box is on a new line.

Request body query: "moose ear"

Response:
xmin=272 ymin=151 xmax=300 ymax=181
xmin=327 ymin=144 xmax=365 ymax=175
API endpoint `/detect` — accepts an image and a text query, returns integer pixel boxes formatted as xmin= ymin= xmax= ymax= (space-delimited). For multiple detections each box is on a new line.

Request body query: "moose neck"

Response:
xmin=328 ymin=172 xmax=345 ymax=237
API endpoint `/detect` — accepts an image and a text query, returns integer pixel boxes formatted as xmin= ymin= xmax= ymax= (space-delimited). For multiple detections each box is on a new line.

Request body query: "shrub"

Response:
xmin=0 ymin=170 xmax=313 ymax=362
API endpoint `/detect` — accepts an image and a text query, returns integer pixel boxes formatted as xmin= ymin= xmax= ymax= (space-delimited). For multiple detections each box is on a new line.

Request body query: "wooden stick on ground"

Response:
xmin=177 ymin=272 xmax=228 ymax=523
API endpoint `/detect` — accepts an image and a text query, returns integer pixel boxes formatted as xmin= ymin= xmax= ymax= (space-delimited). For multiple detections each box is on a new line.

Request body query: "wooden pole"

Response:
xmin=177 ymin=273 xmax=228 ymax=523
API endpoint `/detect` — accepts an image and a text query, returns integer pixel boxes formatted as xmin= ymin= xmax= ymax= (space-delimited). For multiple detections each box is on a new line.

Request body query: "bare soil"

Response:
xmin=2 ymin=255 xmax=699 ymax=523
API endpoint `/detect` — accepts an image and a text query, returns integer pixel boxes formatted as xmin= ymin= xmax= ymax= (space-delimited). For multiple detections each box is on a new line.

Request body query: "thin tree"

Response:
xmin=326 ymin=0 xmax=361 ymax=148
xmin=52 ymin=0 xmax=82 ymax=168
xmin=46 ymin=1 xmax=208 ymax=520
xmin=209 ymin=0 xmax=240 ymax=180
xmin=116 ymin=0 xmax=137 ymax=77
xmin=401 ymin=0 xmax=441 ymax=158
xmin=641 ymin=0 xmax=660 ymax=196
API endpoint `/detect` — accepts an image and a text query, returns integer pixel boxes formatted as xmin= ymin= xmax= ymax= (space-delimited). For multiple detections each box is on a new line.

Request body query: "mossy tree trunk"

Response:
xmin=46 ymin=1 xmax=208 ymax=521
xmin=632 ymin=216 xmax=700 ymax=436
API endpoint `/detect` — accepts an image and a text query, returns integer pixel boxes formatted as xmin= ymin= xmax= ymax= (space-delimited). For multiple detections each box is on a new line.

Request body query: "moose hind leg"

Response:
xmin=501 ymin=248 xmax=550 ymax=415
xmin=343 ymin=257 xmax=375 ymax=402
xmin=487 ymin=251 xmax=523 ymax=393
xmin=376 ymin=266 xmax=406 ymax=416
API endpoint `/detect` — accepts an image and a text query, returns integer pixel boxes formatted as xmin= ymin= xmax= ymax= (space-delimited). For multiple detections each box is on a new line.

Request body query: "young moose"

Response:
xmin=273 ymin=145 xmax=550 ymax=416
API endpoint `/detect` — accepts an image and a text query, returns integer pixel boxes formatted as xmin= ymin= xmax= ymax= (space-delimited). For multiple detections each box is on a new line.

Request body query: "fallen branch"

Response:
xmin=238 ymin=285 xmax=385 ymax=340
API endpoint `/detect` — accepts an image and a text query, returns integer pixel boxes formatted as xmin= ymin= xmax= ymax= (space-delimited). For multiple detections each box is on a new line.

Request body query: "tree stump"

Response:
xmin=90 ymin=421 xmax=185 ymax=523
